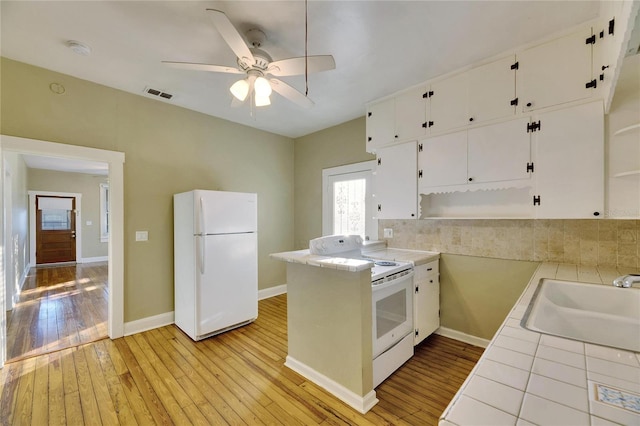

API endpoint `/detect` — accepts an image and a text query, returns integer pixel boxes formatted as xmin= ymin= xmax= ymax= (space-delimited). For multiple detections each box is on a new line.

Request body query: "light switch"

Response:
xmin=383 ymin=228 xmax=393 ymax=238
xmin=86 ymin=220 xmax=92 ymax=226
xmin=135 ymin=231 xmax=148 ymax=241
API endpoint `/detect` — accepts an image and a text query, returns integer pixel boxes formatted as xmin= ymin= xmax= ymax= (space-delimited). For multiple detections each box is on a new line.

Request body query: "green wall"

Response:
xmin=1 ymin=58 xmax=294 ymax=323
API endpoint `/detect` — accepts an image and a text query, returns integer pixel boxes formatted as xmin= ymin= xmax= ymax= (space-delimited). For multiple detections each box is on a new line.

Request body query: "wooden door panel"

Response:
xmin=36 ymin=196 xmax=76 ymax=264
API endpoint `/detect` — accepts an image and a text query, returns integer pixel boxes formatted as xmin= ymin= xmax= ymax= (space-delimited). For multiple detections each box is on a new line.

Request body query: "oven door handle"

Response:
xmin=372 ymin=270 xmax=414 ymax=292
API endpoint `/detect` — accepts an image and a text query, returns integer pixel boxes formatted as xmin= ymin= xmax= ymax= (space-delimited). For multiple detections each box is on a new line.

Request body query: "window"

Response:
xmin=322 ymin=161 xmax=377 ymax=240
xmin=100 ymin=183 xmax=109 ymax=242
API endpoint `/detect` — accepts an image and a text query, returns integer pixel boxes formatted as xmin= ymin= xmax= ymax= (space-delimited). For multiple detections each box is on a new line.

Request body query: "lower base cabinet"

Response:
xmin=414 ymin=260 xmax=440 ymax=345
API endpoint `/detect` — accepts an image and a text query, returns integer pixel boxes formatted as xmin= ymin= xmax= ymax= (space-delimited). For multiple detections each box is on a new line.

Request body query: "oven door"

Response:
xmin=372 ymin=271 xmax=414 ymax=358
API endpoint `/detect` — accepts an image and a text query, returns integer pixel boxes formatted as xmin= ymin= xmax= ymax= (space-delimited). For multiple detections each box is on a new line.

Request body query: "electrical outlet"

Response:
xmin=383 ymin=228 xmax=393 ymax=238
xmin=135 ymin=231 xmax=148 ymax=241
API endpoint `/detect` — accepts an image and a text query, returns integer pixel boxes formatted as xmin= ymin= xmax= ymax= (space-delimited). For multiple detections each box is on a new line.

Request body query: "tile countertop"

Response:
xmin=269 ymin=249 xmax=373 ymax=272
xmin=362 ymin=247 xmax=440 ymax=266
xmin=440 ymin=263 xmax=640 ymax=426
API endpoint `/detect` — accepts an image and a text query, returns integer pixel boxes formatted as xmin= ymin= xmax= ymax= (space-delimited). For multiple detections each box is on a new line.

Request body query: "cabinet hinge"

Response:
xmin=418 ymin=143 xmax=423 ymax=152
xmin=527 ymin=121 xmax=541 ymax=133
xmin=422 ymin=90 xmax=434 ymax=99
xmin=415 ymin=285 xmax=419 ymax=294
xmin=585 ymin=34 xmax=596 ymax=45
xmin=609 ymin=18 xmax=615 ymax=35
xmin=600 ymin=73 xmax=605 ymax=82
xmin=418 ymin=169 xmax=423 ymax=179
xmin=377 ymin=158 xmax=381 ymax=166
xmin=428 ymin=121 xmax=434 ymax=128
xmin=510 ymin=61 xmax=519 ymax=70
xmin=527 ymin=162 xmax=534 ymax=173
xmin=367 ymin=111 xmax=372 ymax=117
xmin=378 ymin=204 xmax=382 ymax=212
xmin=510 ymin=98 xmax=519 ymax=106
xmin=533 ymin=195 xmax=541 ymax=206
xmin=599 ymin=30 xmax=604 ymax=39
xmin=422 ymin=122 xmax=428 ymax=128
xmin=415 ymin=329 xmax=419 ymax=337
xmin=585 ymin=79 xmax=597 ymax=89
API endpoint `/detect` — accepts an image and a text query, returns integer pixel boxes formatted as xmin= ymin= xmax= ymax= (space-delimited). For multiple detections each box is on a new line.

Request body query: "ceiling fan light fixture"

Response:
xmin=230 ymin=78 xmax=249 ymax=101
xmin=254 ymin=76 xmax=272 ymax=97
xmin=255 ymin=95 xmax=271 ymax=107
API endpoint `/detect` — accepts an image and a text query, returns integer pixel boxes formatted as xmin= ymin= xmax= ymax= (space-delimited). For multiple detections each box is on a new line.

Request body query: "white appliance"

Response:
xmin=174 ymin=190 xmax=258 ymax=341
xmin=309 ymin=235 xmax=414 ymax=388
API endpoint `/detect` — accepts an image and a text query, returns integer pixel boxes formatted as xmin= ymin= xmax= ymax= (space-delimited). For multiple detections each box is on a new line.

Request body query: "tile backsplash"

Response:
xmin=379 ymin=219 xmax=640 ymax=268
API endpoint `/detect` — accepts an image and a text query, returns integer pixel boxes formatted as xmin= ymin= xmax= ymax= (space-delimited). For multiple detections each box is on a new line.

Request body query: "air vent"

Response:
xmin=143 ymin=86 xmax=174 ymax=100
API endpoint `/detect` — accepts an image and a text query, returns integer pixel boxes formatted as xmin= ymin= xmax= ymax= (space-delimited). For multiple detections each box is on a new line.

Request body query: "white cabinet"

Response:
xmin=366 ymin=98 xmax=395 ymax=152
xmin=375 ymin=141 xmax=418 ymax=219
xmin=467 ymin=118 xmax=531 ymax=184
xmin=468 ymin=56 xmax=517 ymax=123
xmin=419 ymin=131 xmax=468 ymax=188
xmin=533 ymin=101 xmax=604 ymax=218
xmin=414 ymin=260 xmax=440 ymax=346
xmin=366 ymin=86 xmax=427 ymax=153
xmin=428 ymin=72 xmax=468 ymax=134
xmin=517 ymin=27 xmax=593 ymax=112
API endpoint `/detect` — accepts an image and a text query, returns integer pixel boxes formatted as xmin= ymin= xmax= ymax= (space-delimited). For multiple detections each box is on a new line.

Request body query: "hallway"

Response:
xmin=5 ymin=262 xmax=108 ymax=362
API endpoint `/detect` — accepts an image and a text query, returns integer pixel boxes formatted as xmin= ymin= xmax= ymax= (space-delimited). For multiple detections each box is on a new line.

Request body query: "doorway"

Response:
xmin=36 ymin=195 xmax=77 ymax=264
xmin=0 ymin=135 xmax=125 ymax=368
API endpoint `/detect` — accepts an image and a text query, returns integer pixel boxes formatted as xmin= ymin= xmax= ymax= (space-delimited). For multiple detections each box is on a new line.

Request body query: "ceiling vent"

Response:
xmin=143 ymin=86 xmax=174 ymax=100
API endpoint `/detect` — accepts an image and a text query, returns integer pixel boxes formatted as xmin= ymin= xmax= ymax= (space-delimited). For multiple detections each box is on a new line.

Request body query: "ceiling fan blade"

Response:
xmin=162 ymin=61 xmax=244 ymax=74
xmin=268 ymin=55 xmax=336 ymax=77
xmin=269 ymin=79 xmax=314 ymax=108
xmin=206 ymin=9 xmax=255 ymax=65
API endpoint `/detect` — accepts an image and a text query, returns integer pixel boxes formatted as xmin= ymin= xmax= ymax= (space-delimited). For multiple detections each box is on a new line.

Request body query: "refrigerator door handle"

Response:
xmin=199 ymin=197 xmax=206 ymax=236
xmin=197 ymin=236 xmax=205 ymax=275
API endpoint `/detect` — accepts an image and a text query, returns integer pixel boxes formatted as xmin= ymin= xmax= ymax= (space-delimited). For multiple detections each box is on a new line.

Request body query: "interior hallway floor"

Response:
xmin=5 ymin=262 xmax=108 ymax=362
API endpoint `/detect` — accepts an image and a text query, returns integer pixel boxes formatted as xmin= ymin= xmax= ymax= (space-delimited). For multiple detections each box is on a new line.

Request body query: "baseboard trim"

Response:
xmin=285 ymin=355 xmax=378 ymax=414
xmin=258 ymin=284 xmax=287 ymax=300
xmin=78 ymin=256 xmax=109 ymax=264
xmin=124 ymin=311 xmax=175 ymax=336
xmin=435 ymin=327 xmax=490 ymax=348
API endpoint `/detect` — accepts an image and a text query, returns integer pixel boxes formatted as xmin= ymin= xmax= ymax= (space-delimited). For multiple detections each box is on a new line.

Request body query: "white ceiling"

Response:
xmin=23 ymin=155 xmax=109 ymax=175
xmin=1 ymin=1 xmax=603 ymax=139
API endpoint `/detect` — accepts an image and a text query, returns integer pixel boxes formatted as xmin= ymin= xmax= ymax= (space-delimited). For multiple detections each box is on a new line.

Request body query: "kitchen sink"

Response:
xmin=522 ymin=279 xmax=640 ymax=352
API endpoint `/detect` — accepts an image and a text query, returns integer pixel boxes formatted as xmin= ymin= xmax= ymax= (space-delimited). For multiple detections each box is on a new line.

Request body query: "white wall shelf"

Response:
xmin=612 ymin=122 xmax=640 ymax=137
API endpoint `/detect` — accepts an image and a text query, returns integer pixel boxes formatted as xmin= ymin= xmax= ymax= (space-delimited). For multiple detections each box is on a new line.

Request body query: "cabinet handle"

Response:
xmin=368 ymin=137 xmax=372 ymax=142
xmin=429 ymin=279 xmax=433 ymax=283
xmin=395 ymin=135 xmax=398 ymax=139
xmin=469 ymin=117 xmax=474 ymax=122
xmin=593 ymin=211 xmax=600 ymax=217
xmin=468 ymin=177 xmax=473 ymax=182
xmin=427 ymin=268 xmax=433 ymax=271
xmin=411 ymin=213 xmax=415 ymax=217
xmin=526 ymin=102 xmax=532 ymax=107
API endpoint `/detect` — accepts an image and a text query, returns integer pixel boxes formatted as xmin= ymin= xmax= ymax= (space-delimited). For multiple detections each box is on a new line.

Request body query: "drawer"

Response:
xmin=415 ymin=261 xmax=439 ymax=281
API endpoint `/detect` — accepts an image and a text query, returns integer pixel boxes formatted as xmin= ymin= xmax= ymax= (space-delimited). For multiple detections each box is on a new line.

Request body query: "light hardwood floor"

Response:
xmin=5 ymin=262 xmax=108 ymax=362
xmin=1 ymin=294 xmax=483 ymax=425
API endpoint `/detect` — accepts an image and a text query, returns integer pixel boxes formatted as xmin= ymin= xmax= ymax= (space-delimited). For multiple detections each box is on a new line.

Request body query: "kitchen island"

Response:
xmin=270 ymin=250 xmax=378 ymax=413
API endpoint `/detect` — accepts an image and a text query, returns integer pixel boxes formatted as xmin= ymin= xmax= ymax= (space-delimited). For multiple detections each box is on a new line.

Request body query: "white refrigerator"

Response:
xmin=173 ymin=190 xmax=258 ymax=341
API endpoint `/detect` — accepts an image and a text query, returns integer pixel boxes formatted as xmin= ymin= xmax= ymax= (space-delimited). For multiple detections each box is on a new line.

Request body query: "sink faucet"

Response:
xmin=613 ymin=274 xmax=640 ymax=288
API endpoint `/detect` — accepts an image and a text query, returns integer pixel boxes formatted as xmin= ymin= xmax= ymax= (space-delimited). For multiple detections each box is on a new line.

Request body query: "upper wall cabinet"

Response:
xmin=366 ymin=86 xmax=427 ymax=152
xmin=428 ymin=72 xmax=469 ymax=134
xmin=375 ymin=141 xmax=418 ymax=219
xmin=468 ymin=55 xmax=517 ymax=123
xmin=517 ymin=27 xmax=593 ymax=112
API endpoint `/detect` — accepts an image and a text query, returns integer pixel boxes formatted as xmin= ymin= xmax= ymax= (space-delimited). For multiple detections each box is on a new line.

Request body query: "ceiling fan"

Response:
xmin=163 ymin=9 xmax=335 ymax=108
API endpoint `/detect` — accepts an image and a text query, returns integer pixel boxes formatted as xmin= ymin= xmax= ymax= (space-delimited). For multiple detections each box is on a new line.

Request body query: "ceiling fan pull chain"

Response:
xmin=305 ymin=0 xmax=309 ymax=97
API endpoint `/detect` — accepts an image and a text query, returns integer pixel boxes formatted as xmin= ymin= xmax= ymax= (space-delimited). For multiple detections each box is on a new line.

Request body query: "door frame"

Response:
xmin=29 ymin=191 xmax=82 ymax=266
xmin=0 ymin=135 xmax=125 ymax=368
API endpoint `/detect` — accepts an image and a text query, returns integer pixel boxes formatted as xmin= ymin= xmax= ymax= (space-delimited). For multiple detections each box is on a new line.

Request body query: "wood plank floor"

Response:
xmin=1 ymin=294 xmax=483 ymax=425
xmin=5 ymin=262 xmax=108 ymax=362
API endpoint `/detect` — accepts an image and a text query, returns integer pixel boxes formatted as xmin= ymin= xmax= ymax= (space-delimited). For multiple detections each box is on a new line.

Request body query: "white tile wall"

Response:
xmin=439 ymin=263 xmax=640 ymax=425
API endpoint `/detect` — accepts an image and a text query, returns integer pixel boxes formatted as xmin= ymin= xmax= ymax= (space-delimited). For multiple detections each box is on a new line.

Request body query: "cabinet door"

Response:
xmin=419 ymin=131 xmax=468 ymax=187
xmin=375 ymin=141 xmax=418 ymax=219
xmin=467 ymin=118 xmax=531 ymax=184
xmin=429 ymin=72 xmax=469 ymax=133
xmin=395 ymin=85 xmax=427 ymax=142
xmin=468 ymin=56 xmax=517 ymax=123
xmin=517 ymin=27 xmax=593 ymax=112
xmin=534 ymin=101 xmax=604 ymax=218
xmin=366 ymin=98 xmax=395 ymax=152
xmin=414 ymin=262 xmax=440 ymax=345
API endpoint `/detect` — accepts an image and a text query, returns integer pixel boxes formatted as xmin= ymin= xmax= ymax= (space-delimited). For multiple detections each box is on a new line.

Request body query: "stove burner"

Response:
xmin=374 ymin=261 xmax=398 ymax=267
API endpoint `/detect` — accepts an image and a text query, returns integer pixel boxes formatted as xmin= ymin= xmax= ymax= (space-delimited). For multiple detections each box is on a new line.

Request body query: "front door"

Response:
xmin=36 ymin=196 xmax=76 ymax=264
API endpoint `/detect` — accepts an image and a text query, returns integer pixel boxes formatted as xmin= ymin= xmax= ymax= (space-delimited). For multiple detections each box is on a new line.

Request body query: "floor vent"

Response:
xmin=143 ymin=86 xmax=174 ymax=100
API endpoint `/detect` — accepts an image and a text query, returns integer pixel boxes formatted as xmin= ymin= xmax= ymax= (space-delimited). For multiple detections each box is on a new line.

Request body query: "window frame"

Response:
xmin=322 ymin=161 xmax=377 ymax=240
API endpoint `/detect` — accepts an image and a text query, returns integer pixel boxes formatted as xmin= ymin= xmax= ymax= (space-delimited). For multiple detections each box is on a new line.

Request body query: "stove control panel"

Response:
xmin=309 ymin=235 xmax=363 ymax=256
